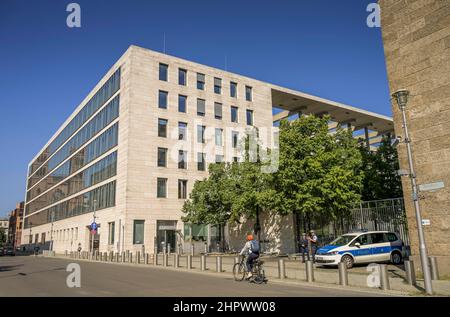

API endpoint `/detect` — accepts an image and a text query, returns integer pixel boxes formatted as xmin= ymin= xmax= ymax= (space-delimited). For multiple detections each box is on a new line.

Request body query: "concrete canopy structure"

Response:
xmin=21 ymin=45 xmax=394 ymax=255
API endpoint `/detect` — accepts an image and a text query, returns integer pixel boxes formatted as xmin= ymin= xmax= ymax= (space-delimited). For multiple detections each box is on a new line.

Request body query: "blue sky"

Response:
xmin=0 ymin=0 xmax=391 ymax=216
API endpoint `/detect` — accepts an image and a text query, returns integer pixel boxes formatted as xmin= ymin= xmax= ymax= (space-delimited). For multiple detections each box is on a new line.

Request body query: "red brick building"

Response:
xmin=8 ymin=202 xmax=24 ymax=249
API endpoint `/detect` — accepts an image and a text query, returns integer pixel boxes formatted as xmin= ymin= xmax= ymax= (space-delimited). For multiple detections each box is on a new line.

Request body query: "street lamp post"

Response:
xmin=90 ymin=199 xmax=97 ymax=260
xmin=392 ymin=89 xmax=433 ymax=295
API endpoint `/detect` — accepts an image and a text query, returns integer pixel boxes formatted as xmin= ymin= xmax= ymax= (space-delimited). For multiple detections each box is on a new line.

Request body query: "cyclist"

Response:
xmin=239 ymin=233 xmax=260 ymax=279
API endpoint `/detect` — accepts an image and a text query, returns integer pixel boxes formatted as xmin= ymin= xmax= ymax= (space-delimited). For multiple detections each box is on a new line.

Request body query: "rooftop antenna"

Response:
xmin=163 ymin=32 xmax=166 ymax=54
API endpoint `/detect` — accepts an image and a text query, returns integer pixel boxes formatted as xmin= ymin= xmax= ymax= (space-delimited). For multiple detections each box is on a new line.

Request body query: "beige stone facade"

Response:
xmin=380 ymin=0 xmax=450 ymax=274
xmin=22 ymin=45 xmax=394 ymax=256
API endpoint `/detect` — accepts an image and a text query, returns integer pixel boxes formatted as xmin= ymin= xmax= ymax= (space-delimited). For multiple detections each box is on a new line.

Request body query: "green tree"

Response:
xmin=275 ymin=115 xmax=364 ymax=229
xmin=0 ymin=228 xmax=6 ymax=246
xmin=360 ymin=135 xmax=403 ymax=200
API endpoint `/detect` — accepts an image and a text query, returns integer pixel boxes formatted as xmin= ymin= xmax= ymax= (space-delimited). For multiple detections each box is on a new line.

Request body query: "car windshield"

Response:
xmin=328 ymin=235 xmax=357 ymax=246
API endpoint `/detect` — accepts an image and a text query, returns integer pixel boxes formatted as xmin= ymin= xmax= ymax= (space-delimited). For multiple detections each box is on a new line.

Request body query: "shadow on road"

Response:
xmin=0 ymin=264 xmax=23 ymax=272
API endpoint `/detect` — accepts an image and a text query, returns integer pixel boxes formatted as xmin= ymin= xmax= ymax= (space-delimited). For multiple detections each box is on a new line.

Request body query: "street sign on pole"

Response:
xmin=422 ymin=219 xmax=431 ymax=226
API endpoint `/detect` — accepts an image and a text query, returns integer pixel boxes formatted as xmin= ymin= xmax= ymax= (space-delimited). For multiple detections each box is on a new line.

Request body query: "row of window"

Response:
xmin=26 ymin=123 xmax=119 ymax=202
xmin=158 ymin=63 xmax=253 ymax=101
xmin=158 ymin=92 xmax=254 ymax=125
xmin=27 ymin=95 xmax=120 ymax=189
xmin=24 ymin=181 xmax=116 ymax=229
xmin=29 ymin=68 xmax=120 ymax=176
xmin=157 ymin=119 xmax=242 ymax=147
xmin=26 ymin=152 xmax=117 ymax=215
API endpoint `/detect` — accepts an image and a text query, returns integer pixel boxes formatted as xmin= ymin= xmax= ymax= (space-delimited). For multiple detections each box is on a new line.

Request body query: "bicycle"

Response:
xmin=233 ymin=255 xmax=267 ymax=284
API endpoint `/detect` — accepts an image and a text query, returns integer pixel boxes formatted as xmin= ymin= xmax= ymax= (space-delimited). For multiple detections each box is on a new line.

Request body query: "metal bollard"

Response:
xmin=216 ymin=256 xmax=222 ymax=273
xmin=109 ymin=251 xmax=114 ymax=262
xmin=121 ymin=251 xmax=126 ymax=263
xmin=126 ymin=250 xmax=130 ymax=261
xmin=278 ymin=259 xmax=286 ymax=279
xmin=201 ymin=255 xmax=207 ymax=271
xmin=65 ymin=250 xmax=68 ymax=256
xmin=190 ymin=243 xmax=195 ymax=256
xmin=379 ymin=264 xmax=390 ymax=290
xmin=306 ymin=260 xmax=314 ymax=282
xmin=429 ymin=256 xmax=440 ymax=280
xmin=154 ymin=253 xmax=158 ymax=265
xmin=404 ymin=260 xmax=416 ymax=285
xmin=137 ymin=251 xmax=141 ymax=264
xmin=145 ymin=253 xmax=149 ymax=264
xmin=163 ymin=253 xmax=168 ymax=267
xmin=115 ymin=252 xmax=119 ymax=262
xmin=174 ymin=254 xmax=180 ymax=268
xmin=187 ymin=255 xmax=193 ymax=269
xmin=338 ymin=262 xmax=348 ymax=286
xmin=103 ymin=252 xmax=108 ymax=261
xmin=95 ymin=250 xmax=99 ymax=261
xmin=129 ymin=253 xmax=133 ymax=263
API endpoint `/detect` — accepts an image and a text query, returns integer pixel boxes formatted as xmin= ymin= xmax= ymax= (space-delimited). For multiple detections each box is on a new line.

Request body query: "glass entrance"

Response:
xmin=156 ymin=220 xmax=177 ymax=253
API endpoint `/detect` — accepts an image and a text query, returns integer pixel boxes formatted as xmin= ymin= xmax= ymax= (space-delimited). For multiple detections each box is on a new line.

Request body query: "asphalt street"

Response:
xmin=0 ymin=256 xmax=388 ymax=297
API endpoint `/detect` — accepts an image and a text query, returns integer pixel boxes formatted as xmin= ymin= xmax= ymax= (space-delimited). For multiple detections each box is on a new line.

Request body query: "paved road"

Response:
xmin=0 ymin=256 xmax=387 ymax=297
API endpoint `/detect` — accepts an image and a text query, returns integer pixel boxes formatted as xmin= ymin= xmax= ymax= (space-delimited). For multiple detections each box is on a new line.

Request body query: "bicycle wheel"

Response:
xmin=233 ymin=262 xmax=246 ymax=281
xmin=253 ymin=265 xmax=266 ymax=284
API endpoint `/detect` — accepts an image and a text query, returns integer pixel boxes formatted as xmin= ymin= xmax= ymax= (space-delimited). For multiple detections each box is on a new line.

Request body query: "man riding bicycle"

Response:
xmin=239 ymin=234 xmax=260 ymax=279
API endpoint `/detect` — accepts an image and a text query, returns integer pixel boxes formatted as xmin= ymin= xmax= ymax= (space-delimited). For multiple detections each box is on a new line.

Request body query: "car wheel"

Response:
xmin=341 ymin=255 xmax=354 ymax=269
xmin=391 ymin=251 xmax=402 ymax=265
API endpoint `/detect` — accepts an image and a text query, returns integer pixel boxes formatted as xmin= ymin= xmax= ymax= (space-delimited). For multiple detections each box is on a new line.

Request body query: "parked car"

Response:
xmin=0 ymin=247 xmax=4 ymax=256
xmin=4 ymin=248 xmax=16 ymax=256
xmin=315 ymin=230 xmax=406 ymax=269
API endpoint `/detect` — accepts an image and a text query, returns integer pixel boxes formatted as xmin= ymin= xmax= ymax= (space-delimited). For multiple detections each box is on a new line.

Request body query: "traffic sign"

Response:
xmin=422 ymin=219 xmax=431 ymax=226
xmin=90 ymin=222 xmax=98 ymax=230
xmin=90 ymin=229 xmax=97 ymax=235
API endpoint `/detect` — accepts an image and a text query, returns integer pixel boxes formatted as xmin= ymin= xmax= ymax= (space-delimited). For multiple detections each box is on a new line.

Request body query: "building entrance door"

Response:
xmin=157 ymin=220 xmax=177 ymax=253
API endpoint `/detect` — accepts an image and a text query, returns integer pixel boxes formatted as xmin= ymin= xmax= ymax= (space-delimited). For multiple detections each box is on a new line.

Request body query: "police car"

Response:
xmin=315 ymin=230 xmax=406 ymax=269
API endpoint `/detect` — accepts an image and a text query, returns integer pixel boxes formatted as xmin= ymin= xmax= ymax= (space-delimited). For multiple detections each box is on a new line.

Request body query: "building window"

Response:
xmin=246 ymin=109 xmax=254 ymax=126
xmin=245 ymin=86 xmax=252 ymax=101
xmin=233 ymin=156 xmax=239 ymax=163
xmin=230 ymin=82 xmax=237 ymax=98
xmin=178 ymin=179 xmax=188 ymax=199
xmin=214 ymin=102 xmax=222 ymax=120
xmin=214 ymin=77 xmax=222 ymax=94
xmin=215 ymin=128 xmax=223 ymax=146
xmin=215 ymin=155 xmax=224 ymax=163
xmin=197 ymin=125 xmax=206 ymax=143
xmin=178 ymin=122 xmax=187 ymax=140
xmin=178 ymin=68 xmax=187 ymax=86
xmin=197 ymin=98 xmax=205 ymax=116
xmin=197 ymin=153 xmax=206 ymax=171
xmin=159 ymin=63 xmax=168 ymax=81
xmin=158 ymin=118 xmax=168 ymax=138
xmin=108 ymin=222 xmax=115 ymax=245
xmin=157 ymin=178 xmax=167 ymax=198
xmin=178 ymin=95 xmax=187 ymax=113
xmin=232 ymin=131 xmax=239 ymax=148
xmin=178 ymin=150 xmax=187 ymax=169
xmin=133 ymin=220 xmax=145 ymax=244
xmin=231 ymin=106 xmax=238 ymax=123
xmin=159 ymin=90 xmax=168 ymax=109
xmin=197 ymin=73 xmax=205 ymax=90
xmin=158 ymin=147 xmax=168 ymax=167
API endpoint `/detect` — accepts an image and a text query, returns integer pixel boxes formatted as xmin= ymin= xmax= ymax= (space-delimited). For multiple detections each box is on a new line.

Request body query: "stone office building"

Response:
xmin=22 ymin=45 xmax=393 ymax=255
xmin=380 ymin=0 xmax=450 ymax=274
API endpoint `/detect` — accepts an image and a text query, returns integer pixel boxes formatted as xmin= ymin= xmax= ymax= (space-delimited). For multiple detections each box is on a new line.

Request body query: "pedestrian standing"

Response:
xmin=307 ymin=230 xmax=318 ymax=262
xmin=299 ymin=233 xmax=308 ymax=263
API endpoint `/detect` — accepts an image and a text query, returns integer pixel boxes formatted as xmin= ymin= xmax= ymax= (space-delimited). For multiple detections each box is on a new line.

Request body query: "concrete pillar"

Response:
xmin=187 ymin=255 xmax=192 ymax=269
xmin=338 ymin=262 xmax=348 ymax=286
xmin=174 ymin=254 xmax=179 ymax=268
xmin=306 ymin=260 xmax=314 ymax=282
xmin=278 ymin=259 xmax=286 ymax=279
xmin=379 ymin=264 xmax=390 ymax=290
xmin=404 ymin=260 xmax=416 ymax=285
xmin=216 ymin=256 xmax=222 ymax=273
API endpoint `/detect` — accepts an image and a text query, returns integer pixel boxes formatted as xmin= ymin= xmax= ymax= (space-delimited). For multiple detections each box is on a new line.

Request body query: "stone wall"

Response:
xmin=380 ymin=0 xmax=450 ymax=275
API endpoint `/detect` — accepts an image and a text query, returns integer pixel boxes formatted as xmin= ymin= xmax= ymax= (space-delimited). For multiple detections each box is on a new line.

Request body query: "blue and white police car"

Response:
xmin=315 ymin=230 xmax=406 ymax=269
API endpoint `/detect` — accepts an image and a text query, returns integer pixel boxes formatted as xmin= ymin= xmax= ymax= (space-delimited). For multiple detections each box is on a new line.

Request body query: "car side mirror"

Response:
xmin=354 ymin=242 xmax=361 ymax=248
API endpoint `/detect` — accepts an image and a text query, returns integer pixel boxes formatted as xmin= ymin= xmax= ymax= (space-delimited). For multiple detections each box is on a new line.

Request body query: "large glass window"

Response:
xmin=158 ymin=118 xmax=168 ymax=138
xmin=232 ymin=131 xmax=239 ymax=148
xmin=214 ymin=77 xmax=221 ymax=94
xmin=215 ymin=155 xmax=224 ymax=163
xmin=197 ymin=73 xmax=205 ymax=90
xmin=230 ymin=82 xmax=237 ymax=98
xmin=231 ymin=106 xmax=238 ymax=123
xmin=178 ymin=95 xmax=187 ymax=113
xmin=133 ymin=220 xmax=145 ymax=244
xmin=178 ymin=122 xmax=187 ymax=141
xmin=158 ymin=147 xmax=167 ymax=167
xmin=178 ymin=180 xmax=187 ymax=199
xmin=159 ymin=90 xmax=168 ymax=109
xmin=178 ymin=68 xmax=187 ymax=86
xmin=157 ymin=178 xmax=167 ymax=198
xmin=159 ymin=63 xmax=168 ymax=81
xmin=28 ymin=68 xmax=120 ymax=176
xmin=197 ymin=99 xmax=205 ymax=116
xmin=214 ymin=102 xmax=222 ymax=120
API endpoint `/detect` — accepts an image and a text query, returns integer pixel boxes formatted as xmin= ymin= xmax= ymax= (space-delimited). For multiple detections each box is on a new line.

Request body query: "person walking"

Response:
xmin=299 ymin=233 xmax=308 ymax=263
xmin=307 ymin=230 xmax=318 ymax=262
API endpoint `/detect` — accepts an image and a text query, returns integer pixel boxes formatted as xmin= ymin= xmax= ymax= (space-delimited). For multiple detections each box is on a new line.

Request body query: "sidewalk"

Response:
xmin=46 ymin=252 xmax=450 ymax=296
